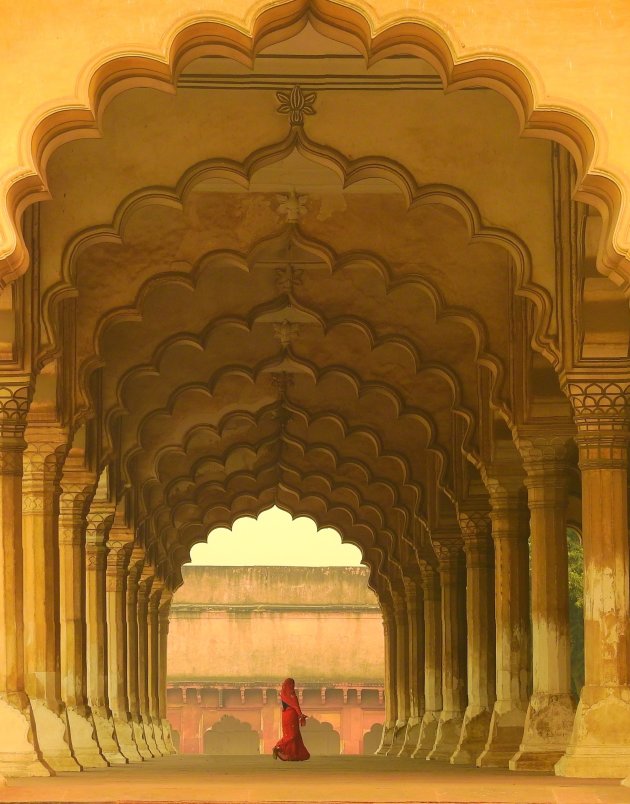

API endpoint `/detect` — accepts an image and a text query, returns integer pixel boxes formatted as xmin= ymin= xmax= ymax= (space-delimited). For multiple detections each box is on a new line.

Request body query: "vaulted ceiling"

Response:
xmin=27 ymin=22 xmax=618 ymax=587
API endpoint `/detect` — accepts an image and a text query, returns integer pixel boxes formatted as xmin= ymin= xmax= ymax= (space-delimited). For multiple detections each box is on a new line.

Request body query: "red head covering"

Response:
xmin=280 ymin=677 xmax=304 ymax=716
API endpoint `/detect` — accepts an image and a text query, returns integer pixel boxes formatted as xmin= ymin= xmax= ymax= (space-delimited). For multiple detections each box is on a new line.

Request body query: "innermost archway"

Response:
xmin=167 ymin=507 xmax=384 ymax=755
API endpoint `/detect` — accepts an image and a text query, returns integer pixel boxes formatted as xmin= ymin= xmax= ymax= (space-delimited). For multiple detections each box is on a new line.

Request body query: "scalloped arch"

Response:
xmin=4 ymin=0 xmax=629 ymax=307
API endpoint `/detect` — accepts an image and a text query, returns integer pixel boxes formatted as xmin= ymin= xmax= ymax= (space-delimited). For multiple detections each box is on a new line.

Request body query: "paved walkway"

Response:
xmin=0 ymin=755 xmax=628 ymax=804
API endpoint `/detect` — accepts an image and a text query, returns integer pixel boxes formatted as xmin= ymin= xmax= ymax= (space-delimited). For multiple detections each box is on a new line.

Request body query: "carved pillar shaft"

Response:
xmin=398 ymin=577 xmax=424 ymax=757
xmin=477 ymin=485 xmax=530 ymax=768
xmin=413 ymin=562 xmax=442 ymax=759
xmin=126 ymin=561 xmax=142 ymax=720
xmin=85 ymin=538 xmax=108 ymax=711
xmin=158 ymin=592 xmax=176 ymax=753
xmin=58 ymin=483 xmax=91 ymax=710
xmin=511 ymin=437 xmax=575 ymax=771
xmin=451 ymin=511 xmax=496 ymax=765
xmin=375 ymin=605 xmax=397 ymax=754
xmin=0 ymin=380 xmax=49 ymax=776
xmin=57 ymin=465 xmax=107 ymax=770
xmin=22 ymin=431 xmax=81 ymax=773
xmin=105 ymin=542 xmax=131 ymax=718
xmin=427 ymin=537 xmax=467 ymax=761
xmin=557 ymin=380 xmax=630 ymax=778
xmin=147 ymin=587 xmax=161 ymax=722
xmin=393 ymin=593 xmax=410 ymax=726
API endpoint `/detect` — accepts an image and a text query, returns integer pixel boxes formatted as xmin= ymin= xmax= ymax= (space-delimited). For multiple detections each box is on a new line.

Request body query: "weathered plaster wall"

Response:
xmin=167 ymin=566 xmax=384 ymax=683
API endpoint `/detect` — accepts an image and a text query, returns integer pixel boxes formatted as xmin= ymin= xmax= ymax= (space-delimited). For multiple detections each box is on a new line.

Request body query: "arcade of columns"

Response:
xmin=1 ymin=1 xmax=630 ymax=785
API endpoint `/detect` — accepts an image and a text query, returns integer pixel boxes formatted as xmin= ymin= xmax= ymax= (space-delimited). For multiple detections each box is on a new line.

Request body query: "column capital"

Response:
xmin=0 ymin=379 xmax=33 ymax=440
xmin=562 ymin=377 xmax=630 ymax=427
xmin=86 ymin=503 xmax=115 ymax=546
xmin=430 ymin=529 xmax=464 ymax=571
xmin=515 ymin=427 xmax=574 ymax=468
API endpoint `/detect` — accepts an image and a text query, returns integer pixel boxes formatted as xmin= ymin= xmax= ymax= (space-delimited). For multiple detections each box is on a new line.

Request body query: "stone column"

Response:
xmin=511 ymin=434 xmax=575 ymax=771
xmin=22 ymin=432 xmax=80 ymax=772
xmin=126 ymin=551 xmax=152 ymax=759
xmin=58 ymin=459 xmax=107 ymax=768
xmin=147 ymin=578 xmax=170 ymax=756
xmin=105 ymin=527 xmax=142 ymax=762
xmin=375 ymin=604 xmax=397 ymax=754
xmin=477 ymin=482 xmax=530 ymax=768
xmin=451 ymin=510 xmax=496 ymax=765
xmin=428 ymin=534 xmax=467 ymax=761
xmin=399 ymin=577 xmax=424 ymax=756
xmin=158 ymin=591 xmax=177 ymax=754
xmin=85 ymin=506 xmax=127 ymax=765
xmin=0 ymin=380 xmax=48 ymax=777
xmin=387 ymin=589 xmax=410 ymax=755
xmin=413 ymin=561 xmax=442 ymax=758
xmin=137 ymin=569 xmax=159 ymax=755
xmin=147 ymin=580 xmax=168 ymax=755
xmin=557 ymin=380 xmax=630 ymax=778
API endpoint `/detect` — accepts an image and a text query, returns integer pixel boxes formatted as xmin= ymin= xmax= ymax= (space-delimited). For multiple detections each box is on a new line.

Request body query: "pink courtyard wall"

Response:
xmin=167 ymin=566 xmax=385 ymax=754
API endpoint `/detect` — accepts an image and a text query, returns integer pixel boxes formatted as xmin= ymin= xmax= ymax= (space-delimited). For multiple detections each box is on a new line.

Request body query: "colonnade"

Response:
xmin=0 ymin=388 xmax=176 ymax=777
xmin=374 ymin=382 xmax=630 ymax=779
xmin=0 ymin=378 xmax=630 ymax=781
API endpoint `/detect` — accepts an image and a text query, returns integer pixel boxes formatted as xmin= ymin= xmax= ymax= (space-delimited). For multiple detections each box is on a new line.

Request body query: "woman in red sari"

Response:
xmin=272 ymin=678 xmax=310 ymax=761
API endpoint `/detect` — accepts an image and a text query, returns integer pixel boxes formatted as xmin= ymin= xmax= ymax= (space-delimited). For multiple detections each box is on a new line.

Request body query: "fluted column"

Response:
xmin=126 ymin=550 xmax=152 ymax=759
xmin=85 ymin=506 xmax=127 ymax=765
xmin=148 ymin=580 xmax=168 ymax=755
xmin=511 ymin=434 xmax=575 ymax=771
xmin=477 ymin=482 xmax=530 ymax=768
xmin=387 ymin=589 xmax=410 ymax=754
xmin=137 ymin=568 xmax=159 ymax=755
xmin=428 ymin=533 xmax=467 ymax=760
xmin=399 ymin=577 xmax=424 ymax=756
xmin=158 ymin=590 xmax=176 ymax=753
xmin=375 ymin=604 xmax=397 ymax=754
xmin=58 ymin=458 xmax=106 ymax=768
xmin=413 ymin=561 xmax=442 ymax=758
xmin=451 ymin=510 xmax=496 ymax=765
xmin=105 ymin=526 xmax=142 ymax=762
xmin=22 ymin=431 xmax=80 ymax=772
xmin=0 ymin=380 xmax=48 ymax=777
xmin=557 ymin=380 xmax=630 ymax=778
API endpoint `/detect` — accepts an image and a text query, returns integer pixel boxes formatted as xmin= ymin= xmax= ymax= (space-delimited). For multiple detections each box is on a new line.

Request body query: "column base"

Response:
xmin=374 ymin=723 xmax=395 ymax=755
xmin=555 ymin=685 xmax=630 ymax=778
xmin=92 ymin=708 xmax=127 ymax=765
xmin=427 ymin=709 xmax=464 ymax=761
xmin=385 ymin=719 xmax=407 ymax=756
xmin=152 ymin=717 xmax=168 ymax=755
xmin=30 ymin=700 xmax=81 ymax=773
xmin=476 ymin=701 xmax=527 ymax=768
xmin=450 ymin=705 xmax=492 ymax=765
xmin=113 ymin=716 xmax=143 ymax=762
xmin=65 ymin=706 xmax=108 ymax=769
xmin=132 ymin=718 xmax=153 ymax=759
xmin=0 ymin=697 xmax=50 ymax=777
xmin=412 ymin=710 xmax=440 ymax=759
xmin=509 ymin=693 xmax=575 ymax=772
xmin=142 ymin=715 xmax=160 ymax=756
xmin=398 ymin=716 xmax=422 ymax=757
xmin=161 ymin=719 xmax=177 ymax=754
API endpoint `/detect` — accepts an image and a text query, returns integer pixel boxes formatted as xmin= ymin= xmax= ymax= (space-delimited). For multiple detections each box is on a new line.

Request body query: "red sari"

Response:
xmin=273 ymin=678 xmax=310 ymax=761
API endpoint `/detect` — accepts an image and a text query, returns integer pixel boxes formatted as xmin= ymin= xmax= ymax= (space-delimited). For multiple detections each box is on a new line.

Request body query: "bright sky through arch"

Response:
xmin=187 ymin=505 xmax=364 ymax=566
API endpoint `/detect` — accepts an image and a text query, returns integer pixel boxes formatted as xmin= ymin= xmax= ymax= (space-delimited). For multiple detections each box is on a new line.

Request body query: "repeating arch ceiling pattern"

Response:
xmin=32 ymin=24 xmax=591 ymax=585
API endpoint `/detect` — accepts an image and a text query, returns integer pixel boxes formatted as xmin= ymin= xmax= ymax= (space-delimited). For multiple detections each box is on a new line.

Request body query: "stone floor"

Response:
xmin=0 ymin=755 xmax=628 ymax=804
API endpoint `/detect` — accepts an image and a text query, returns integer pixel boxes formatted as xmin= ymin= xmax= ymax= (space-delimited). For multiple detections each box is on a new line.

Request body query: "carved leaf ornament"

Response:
xmin=276 ymin=86 xmax=316 ymax=126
